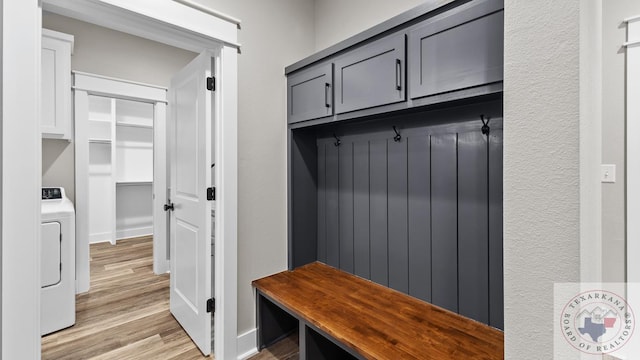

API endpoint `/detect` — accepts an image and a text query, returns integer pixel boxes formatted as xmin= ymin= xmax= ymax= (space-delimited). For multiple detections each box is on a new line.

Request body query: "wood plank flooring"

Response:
xmin=41 ymin=236 xmax=210 ymax=360
xmin=247 ymin=334 xmax=299 ymax=360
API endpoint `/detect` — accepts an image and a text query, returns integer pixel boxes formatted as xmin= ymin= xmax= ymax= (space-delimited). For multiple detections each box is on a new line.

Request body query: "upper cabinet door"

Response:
xmin=334 ymin=34 xmax=406 ymax=114
xmin=42 ymin=29 xmax=74 ymax=140
xmin=408 ymin=0 xmax=503 ymax=99
xmin=287 ymin=63 xmax=333 ymax=124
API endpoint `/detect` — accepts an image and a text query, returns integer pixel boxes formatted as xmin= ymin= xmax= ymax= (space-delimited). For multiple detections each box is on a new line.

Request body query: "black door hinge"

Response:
xmin=207 ymin=187 xmax=216 ymax=201
xmin=207 ymin=298 xmax=215 ymax=313
xmin=206 ymin=77 xmax=215 ymax=91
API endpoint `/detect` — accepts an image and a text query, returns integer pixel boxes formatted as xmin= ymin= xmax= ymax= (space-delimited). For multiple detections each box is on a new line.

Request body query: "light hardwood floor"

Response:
xmin=41 ymin=235 xmax=296 ymax=360
xmin=247 ymin=334 xmax=299 ymax=360
xmin=41 ymin=236 xmax=210 ymax=360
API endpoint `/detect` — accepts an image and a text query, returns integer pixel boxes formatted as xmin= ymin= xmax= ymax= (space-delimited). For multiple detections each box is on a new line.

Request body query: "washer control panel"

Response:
xmin=42 ymin=187 xmax=63 ymax=200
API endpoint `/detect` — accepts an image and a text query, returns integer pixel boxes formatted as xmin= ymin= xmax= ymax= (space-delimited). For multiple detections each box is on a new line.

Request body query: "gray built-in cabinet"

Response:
xmin=334 ymin=33 xmax=406 ymax=114
xmin=286 ymin=0 xmax=504 ymax=330
xmin=408 ymin=0 xmax=504 ymax=99
xmin=287 ymin=63 xmax=333 ymax=124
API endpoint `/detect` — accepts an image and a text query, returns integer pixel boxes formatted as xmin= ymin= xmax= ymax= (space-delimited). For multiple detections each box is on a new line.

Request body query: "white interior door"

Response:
xmin=168 ymin=51 xmax=213 ymax=356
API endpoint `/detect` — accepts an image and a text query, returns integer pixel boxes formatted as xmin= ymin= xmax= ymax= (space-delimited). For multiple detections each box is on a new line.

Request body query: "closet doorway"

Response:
xmin=75 ymin=73 xmax=170 ymax=293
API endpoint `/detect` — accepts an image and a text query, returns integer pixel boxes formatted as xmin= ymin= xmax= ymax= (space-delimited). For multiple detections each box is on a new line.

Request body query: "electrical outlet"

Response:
xmin=601 ymin=164 xmax=616 ymax=183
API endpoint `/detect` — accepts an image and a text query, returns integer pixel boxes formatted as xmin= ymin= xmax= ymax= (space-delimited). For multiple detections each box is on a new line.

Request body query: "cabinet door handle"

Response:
xmin=395 ymin=59 xmax=402 ymax=91
xmin=324 ymin=83 xmax=331 ymax=108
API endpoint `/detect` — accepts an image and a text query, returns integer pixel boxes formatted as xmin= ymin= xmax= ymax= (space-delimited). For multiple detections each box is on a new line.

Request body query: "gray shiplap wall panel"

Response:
xmin=339 ymin=143 xmax=355 ymax=273
xmin=407 ymin=136 xmax=431 ymax=302
xmin=457 ymin=131 xmax=489 ymax=324
xmin=290 ymin=130 xmax=319 ymax=268
xmin=388 ymin=139 xmax=409 ymax=293
xmin=430 ymin=133 xmax=458 ymax=312
xmin=326 ymin=144 xmax=340 ymax=268
xmin=312 ymin=114 xmax=503 ymax=327
xmin=317 ymin=143 xmax=327 ymax=263
xmin=489 ymin=129 xmax=504 ymax=329
xmin=353 ymin=141 xmax=371 ymax=279
xmin=369 ymin=139 xmax=389 ymax=286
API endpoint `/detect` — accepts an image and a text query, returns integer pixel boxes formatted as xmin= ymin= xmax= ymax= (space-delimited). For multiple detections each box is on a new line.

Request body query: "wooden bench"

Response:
xmin=252 ymin=262 xmax=503 ymax=360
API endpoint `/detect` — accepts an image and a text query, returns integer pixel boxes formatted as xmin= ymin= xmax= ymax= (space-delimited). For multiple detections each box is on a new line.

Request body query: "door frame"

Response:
xmin=73 ymin=71 xmax=170 ymax=291
xmin=9 ymin=1 xmax=238 ymax=359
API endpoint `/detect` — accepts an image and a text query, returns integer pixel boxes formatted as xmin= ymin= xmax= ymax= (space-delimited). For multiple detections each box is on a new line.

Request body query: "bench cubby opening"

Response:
xmin=256 ymin=291 xmax=299 ymax=350
xmin=304 ymin=325 xmax=357 ymax=360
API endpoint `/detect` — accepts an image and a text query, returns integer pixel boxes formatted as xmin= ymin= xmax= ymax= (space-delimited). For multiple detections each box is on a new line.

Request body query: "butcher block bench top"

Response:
xmin=252 ymin=261 xmax=504 ymax=359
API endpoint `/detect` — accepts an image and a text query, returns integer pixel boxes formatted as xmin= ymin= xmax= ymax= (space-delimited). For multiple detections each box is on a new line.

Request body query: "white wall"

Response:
xmin=313 ymin=0 xmax=428 ymax=51
xmin=43 ymin=13 xmax=197 ymax=87
xmin=601 ymin=0 xmax=640 ymax=283
xmin=41 ymin=13 xmax=197 ymax=205
xmin=42 ymin=139 xmax=75 ymax=202
xmin=580 ymin=0 xmax=603 ymax=284
xmin=1 ymin=1 xmax=42 ymax=358
xmin=504 ymin=1 xmax=581 ymax=359
xmin=0 ymin=0 xmax=3 ymax=350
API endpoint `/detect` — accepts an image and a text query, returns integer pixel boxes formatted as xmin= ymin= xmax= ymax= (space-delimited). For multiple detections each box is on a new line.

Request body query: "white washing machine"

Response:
xmin=41 ymin=187 xmax=76 ymax=335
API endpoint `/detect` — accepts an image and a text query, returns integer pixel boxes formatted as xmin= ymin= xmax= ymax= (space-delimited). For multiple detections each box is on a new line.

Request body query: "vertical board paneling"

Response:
xmin=388 ymin=139 xmax=409 ymax=293
xmin=408 ymin=136 xmax=431 ymax=302
xmin=312 ymin=118 xmax=503 ymax=328
xmin=353 ymin=141 xmax=371 ymax=279
xmin=457 ymin=131 xmax=489 ymax=324
xmin=317 ymin=143 xmax=327 ymax=263
xmin=339 ymin=143 xmax=355 ymax=273
xmin=370 ymin=139 xmax=388 ymax=286
xmin=489 ymin=129 xmax=504 ymax=330
xmin=326 ymin=144 xmax=340 ymax=268
xmin=431 ymin=133 xmax=458 ymax=312
xmin=291 ymin=130 xmax=318 ymax=268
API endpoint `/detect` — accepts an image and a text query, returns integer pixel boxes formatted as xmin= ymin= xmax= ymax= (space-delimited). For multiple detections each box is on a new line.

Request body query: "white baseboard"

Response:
xmin=116 ymin=226 xmax=152 ymax=240
xmin=237 ymin=328 xmax=258 ymax=360
xmin=89 ymin=232 xmax=112 ymax=244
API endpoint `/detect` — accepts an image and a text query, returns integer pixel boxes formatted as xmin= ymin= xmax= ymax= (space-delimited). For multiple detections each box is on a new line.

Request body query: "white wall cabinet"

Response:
xmin=87 ymin=96 xmax=154 ymax=244
xmin=42 ymin=29 xmax=73 ymax=140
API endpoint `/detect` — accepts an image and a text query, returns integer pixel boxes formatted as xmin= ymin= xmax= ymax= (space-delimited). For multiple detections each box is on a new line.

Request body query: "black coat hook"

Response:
xmin=480 ymin=114 xmax=490 ymax=135
xmin=392 ymin=126 xmax=402 ymax=142
xmin=333 ymin=133 xmax=341 ymax=147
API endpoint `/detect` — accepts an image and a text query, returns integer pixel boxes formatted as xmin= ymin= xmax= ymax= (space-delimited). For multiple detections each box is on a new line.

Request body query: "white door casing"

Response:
xmin=3 ymin=2 xmax=238 ymax=358
xmin=153 ymin=102 xmax=170 ymax=275
xmin=169 ymin=51 xmax=214 ymax=356
xmin=627 ymin=17 xmax=640 ymax=283
xmin=625 ymin=15 xmax=640 ymax=359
